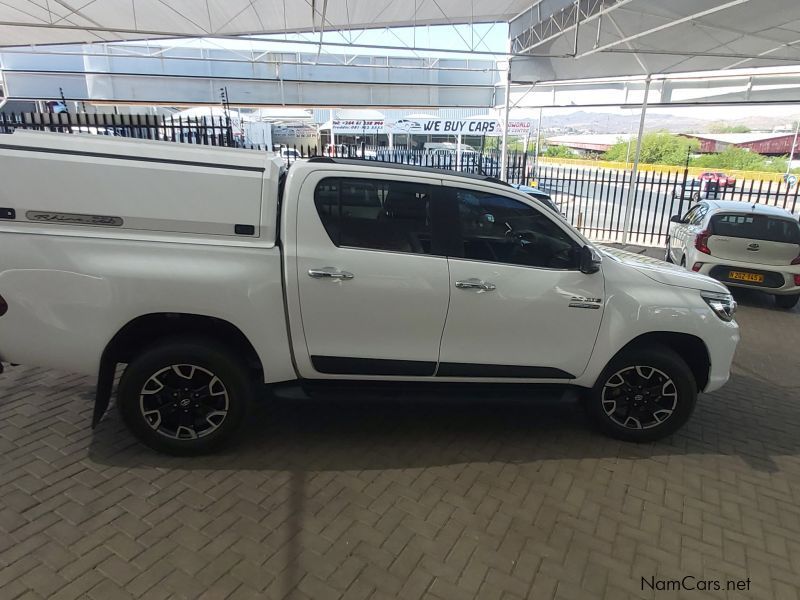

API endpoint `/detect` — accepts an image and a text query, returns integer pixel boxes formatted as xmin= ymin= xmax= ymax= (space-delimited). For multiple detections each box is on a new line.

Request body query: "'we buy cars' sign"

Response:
xmin=387 ymin=118 xmax=532 ymax=136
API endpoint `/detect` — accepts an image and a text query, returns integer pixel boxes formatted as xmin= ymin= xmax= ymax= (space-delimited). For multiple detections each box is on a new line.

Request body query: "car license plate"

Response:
xmin=729 ymin=271 xmax=764 ymax=283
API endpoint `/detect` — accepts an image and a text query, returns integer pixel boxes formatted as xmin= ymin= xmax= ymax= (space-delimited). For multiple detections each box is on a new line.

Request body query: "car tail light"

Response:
xmin=695 ymin=229 xmax=712 ymax=255
xmin=0 ymin=294 xmax=7 ymax=317
xmin=795 ymin=274 xmax=800 ymax=286
xmin=692 ymin=263 xmax=703 ymax=272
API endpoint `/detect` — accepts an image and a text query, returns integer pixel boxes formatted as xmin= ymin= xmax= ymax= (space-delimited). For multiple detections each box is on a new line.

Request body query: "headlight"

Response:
xmin=702 ymin=292 xmax=736 ymax=322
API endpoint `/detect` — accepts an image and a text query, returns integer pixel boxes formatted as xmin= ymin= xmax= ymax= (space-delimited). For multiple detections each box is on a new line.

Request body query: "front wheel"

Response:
xmin=117 ymin=338 xmax=252 ymax=455
xmin=586 ymin=345 xmax=697 ymax=442
xmin=775 ymin=294 xmax=800 ymax=310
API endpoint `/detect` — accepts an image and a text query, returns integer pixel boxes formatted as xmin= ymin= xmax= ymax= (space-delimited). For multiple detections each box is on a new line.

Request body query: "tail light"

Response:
xmin=692 ymin=263 xmax=703 ymax=272
xmin=695 ymin=229 xmax=712 ymax=255
xmin=795 ymin=274 xmax=800 ymax=286
xmin=0 ymin=294 xmax=7 ymax=317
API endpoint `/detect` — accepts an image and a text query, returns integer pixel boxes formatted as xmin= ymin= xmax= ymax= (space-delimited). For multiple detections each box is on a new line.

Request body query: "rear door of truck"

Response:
xmin=285 ymin=167 xmax=452 ymax=378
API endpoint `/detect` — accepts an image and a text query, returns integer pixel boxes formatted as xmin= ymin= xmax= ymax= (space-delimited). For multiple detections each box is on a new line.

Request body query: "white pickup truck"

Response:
xmin=0 ymin=131 xmax=740 ymax=454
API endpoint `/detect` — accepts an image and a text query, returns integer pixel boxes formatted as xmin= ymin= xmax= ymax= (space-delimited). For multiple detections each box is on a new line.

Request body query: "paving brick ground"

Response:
xmin=1 ymin=255 xmax=799 ymax=599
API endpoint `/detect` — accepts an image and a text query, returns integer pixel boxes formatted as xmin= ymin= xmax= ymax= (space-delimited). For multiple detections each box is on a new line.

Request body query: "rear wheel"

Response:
xmin=117 ymin=338 xmax=252 ymax=455
xmin=664 ymin=239 xmax=673 ymax=263
xmin=775 ymin=294 xmax=800 ymax=310
xmin=586 ymin=345 xmax=697 ymax=442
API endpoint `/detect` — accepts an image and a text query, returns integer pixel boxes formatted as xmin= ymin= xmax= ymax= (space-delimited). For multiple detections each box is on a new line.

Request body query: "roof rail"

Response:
xmin=304 ymin=156 xmax=512 ymax=187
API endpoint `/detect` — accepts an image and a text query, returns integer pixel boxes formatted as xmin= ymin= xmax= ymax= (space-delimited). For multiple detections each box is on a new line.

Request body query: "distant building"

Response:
xmin=546 ymin=134 xmax=634 ymax=155
xmin=680 ymin=132 xmax=800 ymax=156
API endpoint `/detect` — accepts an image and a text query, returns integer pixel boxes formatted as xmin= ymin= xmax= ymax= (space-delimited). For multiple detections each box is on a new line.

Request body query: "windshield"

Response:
xmin=710 ymin=213 xmax=800 ymax=244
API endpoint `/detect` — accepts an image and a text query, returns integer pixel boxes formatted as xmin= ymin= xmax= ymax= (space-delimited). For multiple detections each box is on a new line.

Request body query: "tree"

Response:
xmin=541 ymin=144 xmax=576 ymax=158
xmin=603 ymin=132 xmax=699 ymax=166
xmin=708 ymin=122 xmax=751 ymax=133
xmin=691 ymin=147 xmax=788 ymax=172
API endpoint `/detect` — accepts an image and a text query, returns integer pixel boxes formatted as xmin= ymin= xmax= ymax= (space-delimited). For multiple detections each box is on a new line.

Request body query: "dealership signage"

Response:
xmin=331 ymin=119 xmax=385 ymax=134
xmin=387 ymin=118 xmax=532 ymax=136
xmin=272 ymin=125 xmax=318 ymax=139
xmin=331 ymin=118 xmax=534 ymax=136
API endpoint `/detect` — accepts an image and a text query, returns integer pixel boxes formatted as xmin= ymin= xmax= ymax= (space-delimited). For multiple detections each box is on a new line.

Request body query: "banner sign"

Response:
xmin=332 ymin=119 xmax=385 ymax=134
xmin=506 ymin=120 xmax=534 ymax=137
xmin=387 ymin=118 xmax=533 ymax=137
xmin=272 ymin=125 xmax=318 ymax=139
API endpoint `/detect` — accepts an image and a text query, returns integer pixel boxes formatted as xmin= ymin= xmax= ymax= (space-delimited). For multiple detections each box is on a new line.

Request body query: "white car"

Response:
xmin=0 ymin=131 xmax=740 ymax=454
xmin=667 ymin=200 xmax=800 ymax=309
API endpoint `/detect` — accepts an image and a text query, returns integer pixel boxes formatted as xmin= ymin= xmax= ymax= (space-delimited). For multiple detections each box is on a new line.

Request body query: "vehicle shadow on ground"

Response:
xmin=88 ymin=371 xmax=799 ymax=474
xmin=729 ymin=287 xmax=799 ymax=313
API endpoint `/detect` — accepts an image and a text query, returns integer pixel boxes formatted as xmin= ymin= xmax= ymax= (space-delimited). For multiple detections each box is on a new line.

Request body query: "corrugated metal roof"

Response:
xmin=682 ymin=132 xmax=795 ymax=144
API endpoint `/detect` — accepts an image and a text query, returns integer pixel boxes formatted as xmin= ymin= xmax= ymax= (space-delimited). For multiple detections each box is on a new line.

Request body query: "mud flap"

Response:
xmin=92 ymin=358 xmax=116 ymax=428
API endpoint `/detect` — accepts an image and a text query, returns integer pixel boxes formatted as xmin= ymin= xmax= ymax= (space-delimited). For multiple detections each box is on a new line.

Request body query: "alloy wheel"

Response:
xmin=601 ymin=365 xmax=678 ymax=430
xmin=139 ymin=364 xmax=229 ymax=440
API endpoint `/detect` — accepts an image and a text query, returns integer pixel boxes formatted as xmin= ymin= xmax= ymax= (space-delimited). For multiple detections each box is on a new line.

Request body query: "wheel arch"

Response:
xmin=601 ymin=331 xmax=710 ymax=392
xmin=93 ymin=313 xmax=263 ymax=427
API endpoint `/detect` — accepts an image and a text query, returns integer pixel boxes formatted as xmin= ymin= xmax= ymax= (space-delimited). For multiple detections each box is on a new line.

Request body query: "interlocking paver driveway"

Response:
xmin=1 ymin=285 xmax=799 ymax=599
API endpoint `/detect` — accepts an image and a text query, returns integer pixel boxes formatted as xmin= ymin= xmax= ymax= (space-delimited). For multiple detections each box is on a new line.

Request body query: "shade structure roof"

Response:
xmin=0 ymin=1 xmax=530 ymax=47
xmin=510 ymin=0 xmax=800 ymax=82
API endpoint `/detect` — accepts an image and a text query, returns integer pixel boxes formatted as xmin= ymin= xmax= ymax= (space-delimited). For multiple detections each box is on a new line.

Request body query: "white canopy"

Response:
xmin=0 ymin=1 xmax=531 ymax=47
xmin=510 ymin=0 xmax=800 ymax=82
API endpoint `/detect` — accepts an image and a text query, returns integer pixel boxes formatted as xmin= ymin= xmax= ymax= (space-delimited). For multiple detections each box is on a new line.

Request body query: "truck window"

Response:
xmin=453 ymin=190 xmax=579 ymax=269
xmin=314 ymin=177 xmax=434 ymax=255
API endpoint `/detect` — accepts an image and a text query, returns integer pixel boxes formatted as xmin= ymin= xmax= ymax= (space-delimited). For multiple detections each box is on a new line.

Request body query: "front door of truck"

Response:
xmin=437 ymin=185 xmax=605 ymax=380
xmin=292 ymin=171 xmax=451 ymax=378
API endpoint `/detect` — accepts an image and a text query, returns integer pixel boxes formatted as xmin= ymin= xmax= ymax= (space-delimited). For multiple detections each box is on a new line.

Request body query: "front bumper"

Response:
xmin=704 ymin=320 xmax=740 ymax=393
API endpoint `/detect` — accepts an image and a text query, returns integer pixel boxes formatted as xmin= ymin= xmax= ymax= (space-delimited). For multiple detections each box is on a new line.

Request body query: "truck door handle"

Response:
xmin=308 ymin=267 xmax=354 ymax=280
xmin=455 ymin=278 xmax=496 ymax=291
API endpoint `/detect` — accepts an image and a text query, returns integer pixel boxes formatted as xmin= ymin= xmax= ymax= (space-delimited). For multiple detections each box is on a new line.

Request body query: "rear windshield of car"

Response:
xmin=710 ymin=213 xmax=800 ymax=244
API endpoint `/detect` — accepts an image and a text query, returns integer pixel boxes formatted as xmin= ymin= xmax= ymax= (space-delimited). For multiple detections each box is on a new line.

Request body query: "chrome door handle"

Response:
xmin=455 ymin=278 xmax=496 ymax=291
xmin=308 ymin=267 xmax=354 ymax=280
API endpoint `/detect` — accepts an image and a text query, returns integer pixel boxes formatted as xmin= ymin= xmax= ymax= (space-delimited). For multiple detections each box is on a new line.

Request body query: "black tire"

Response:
xmin=680 ymin=255 xmax=686 ymax=268
xmin=664 ymin=240 xmax=673 ymax=263
xmin=586 ymin=345 xmax=697 ymax=442
xmin=775 ymin=294 xmax=800 ymax=310
xmin=117 ymin=338 xmax=252 ymax=455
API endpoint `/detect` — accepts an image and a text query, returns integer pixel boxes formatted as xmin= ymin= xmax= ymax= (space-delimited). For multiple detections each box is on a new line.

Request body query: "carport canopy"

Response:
xmin=510 ymin=0 xmax=800 ymax=82
xmin=0 ymin=1 xmax=532 ymax=47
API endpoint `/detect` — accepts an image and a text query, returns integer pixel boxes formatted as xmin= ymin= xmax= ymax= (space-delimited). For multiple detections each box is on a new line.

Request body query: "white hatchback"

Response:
xmin=667 ymin=200 xmax=800 ymax=309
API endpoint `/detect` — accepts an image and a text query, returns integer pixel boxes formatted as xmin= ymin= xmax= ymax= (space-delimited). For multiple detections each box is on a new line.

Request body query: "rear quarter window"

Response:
xmin=710 ymin=213 xmax=800 ymax=244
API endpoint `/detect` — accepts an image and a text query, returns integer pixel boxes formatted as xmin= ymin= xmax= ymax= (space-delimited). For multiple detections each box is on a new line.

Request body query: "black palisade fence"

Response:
xmin=4 ymin=111 xmax=798 ymax=246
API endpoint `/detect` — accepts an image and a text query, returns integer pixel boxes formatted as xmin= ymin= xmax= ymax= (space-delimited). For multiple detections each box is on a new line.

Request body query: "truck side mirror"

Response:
xmin=580 ymin=245 xmax=602 ymax=274
xmin=670 ymin=215 xmax=681 ymax=223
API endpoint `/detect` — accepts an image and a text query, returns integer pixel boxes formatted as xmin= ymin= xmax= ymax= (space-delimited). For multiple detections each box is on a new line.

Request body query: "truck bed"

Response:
xmin=0 ymin=131 xmax=284 ymax=243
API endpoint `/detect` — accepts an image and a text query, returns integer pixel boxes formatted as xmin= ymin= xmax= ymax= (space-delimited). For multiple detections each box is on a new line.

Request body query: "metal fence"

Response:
xmin=532 ymin=164 xmax=800 ymax=246
xmin=0 ymin=111 xmax=235 ymax=146
xmin=3 ymin=111 xmax=798 ymax=247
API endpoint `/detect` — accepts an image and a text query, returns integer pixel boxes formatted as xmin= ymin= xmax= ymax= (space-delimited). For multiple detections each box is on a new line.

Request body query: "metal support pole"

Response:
xmin=786 ymin=119 xmax=799 ymax=176
xmin=456 ymin=134 xmax=463 ymax=171
xmin=500 ymin=57 xmax=512 ymax=182
xmin=621 ymin=76 xmax=651 ymax=245
xmin=533 ymin=106 xmax=543 ymax=180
